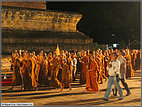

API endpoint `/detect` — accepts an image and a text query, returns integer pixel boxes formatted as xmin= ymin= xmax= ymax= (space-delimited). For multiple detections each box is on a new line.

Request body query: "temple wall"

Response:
xmin=1 ymin=6 xmax=82 ymax=32
xmin=2 ymin=1 xmax=46 ymax=9
xmin=1 ymin=5 xmax=94 ymax=54
xmin=2 ymin=38 xmax=93 ymax=45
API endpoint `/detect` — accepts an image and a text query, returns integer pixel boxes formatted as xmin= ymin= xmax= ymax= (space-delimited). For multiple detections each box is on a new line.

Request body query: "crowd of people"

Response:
xmin=9 ymin=47 xmax=141 ymax=96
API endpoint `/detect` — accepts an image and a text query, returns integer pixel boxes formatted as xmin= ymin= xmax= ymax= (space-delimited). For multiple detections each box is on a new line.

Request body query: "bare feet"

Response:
xmin=105 ymin=78 xmax=108 ymax=82
xmin=35 ymin=87 xmax=38 ymax=91
xmin=84 ymin=89 xmax=88 ymax=93
xmin=60 ymin=88 xmax=63 ymax=92
xmin=67 ymin=88 xmax=72 ymax=92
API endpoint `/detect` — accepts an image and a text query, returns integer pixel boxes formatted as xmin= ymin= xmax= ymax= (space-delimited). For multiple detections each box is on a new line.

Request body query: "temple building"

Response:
xmin=1 ymin=1 xmax=94 ymax=54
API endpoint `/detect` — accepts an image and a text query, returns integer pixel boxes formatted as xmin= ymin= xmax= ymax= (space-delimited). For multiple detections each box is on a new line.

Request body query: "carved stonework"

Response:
xmin=2 ymin=1 xmax=46 ymax=9
xmin=1 ymin=6 xmax=82 ymax=32
xmin=1 ymin=2 xmax=94 ymax=54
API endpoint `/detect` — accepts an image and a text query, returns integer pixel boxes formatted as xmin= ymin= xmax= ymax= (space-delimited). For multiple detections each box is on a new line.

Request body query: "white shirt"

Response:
xmin=107 ymin=59 xmax=120 ymax=76
xmin=117 ymin=56 xmax=126 ymax=79
xmin=72 ymin=58 xmax=77 ymax=67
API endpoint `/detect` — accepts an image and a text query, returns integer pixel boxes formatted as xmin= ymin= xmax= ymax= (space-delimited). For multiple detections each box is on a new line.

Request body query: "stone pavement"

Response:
xmin=1 ymin=70 xmax=141 ymax=106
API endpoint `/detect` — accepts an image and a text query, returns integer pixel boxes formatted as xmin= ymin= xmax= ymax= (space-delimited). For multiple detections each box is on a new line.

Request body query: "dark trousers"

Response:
xmin=114 ymin=78 xmax=130 ymax=95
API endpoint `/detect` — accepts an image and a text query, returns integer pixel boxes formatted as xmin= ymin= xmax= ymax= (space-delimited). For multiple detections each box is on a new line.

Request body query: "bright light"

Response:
xmin=113 ymin=44 xmax=117 ymax=47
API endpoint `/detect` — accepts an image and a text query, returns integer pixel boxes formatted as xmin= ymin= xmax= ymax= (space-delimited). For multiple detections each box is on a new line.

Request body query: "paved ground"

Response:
xmin=1 ymin=70 xmax=141 ymax=106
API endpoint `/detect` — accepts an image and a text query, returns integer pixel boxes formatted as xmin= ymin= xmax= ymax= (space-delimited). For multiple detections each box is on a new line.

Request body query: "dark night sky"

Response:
xmin=46 ymin=2 xmax=140 ymax=45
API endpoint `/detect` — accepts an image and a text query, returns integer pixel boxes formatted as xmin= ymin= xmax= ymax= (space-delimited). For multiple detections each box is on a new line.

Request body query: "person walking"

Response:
xmin=72 ymin=55 xmax=77 ymax=81
xmin=103 ymin=53 xmax=123 ymax=101
xmin=113 ymin=49 xmax=131 ymax=96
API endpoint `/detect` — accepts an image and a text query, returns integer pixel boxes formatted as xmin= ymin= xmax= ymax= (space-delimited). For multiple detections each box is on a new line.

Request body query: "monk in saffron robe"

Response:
xmin=67 ymin=53 xmax=73 ymax=82
xmin=135 ymin=50 xmax=141 ymax=70
xmin=125 ymin=50 xmax=134 ymax=78
xmin=96 ymin=51 xmax=108 ymax=84
xmin=22 ymin=53 xmax=33 ymax=90
xmin=36 ymin=51 xmax=45 ymax=84
xmin=85 ymin=55 xmax=99 ymax=92
xmin=9 ymin=58 xmax=22 ymax=90
xmin=38 ymin=58 xmax=49 ymax=85
xmin=80 ymin=52 xmax=89 ymax=85
xmin=32 ymin=51 xmax=37 ymax=60
xmin=47 ymin=53 xmax=53 ymax=77
xmin=51 ymin=56 xmax=62 ymax=88
xmin=130 ymin=50 xmax=135 ymax=70
xmin=60 ymin=59 xmax=72 ymax=92
xmin=104 ymin=51 xmax=109 ymax=77
xmin=31 ymin=54 xmax=38 ymax=90
xmin=11 ymin=50 xmax=19 ymax=71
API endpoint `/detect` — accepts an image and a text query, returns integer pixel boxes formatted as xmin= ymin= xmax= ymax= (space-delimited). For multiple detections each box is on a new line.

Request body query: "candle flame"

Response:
xmin=55 ymin=44 xmax=60 ymax=56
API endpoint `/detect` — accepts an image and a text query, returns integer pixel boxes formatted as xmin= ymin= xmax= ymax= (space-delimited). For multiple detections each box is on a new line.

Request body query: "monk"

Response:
xmin=11 ymin=50 xmax=19 ymax=71
xmin=32 ymin=51 xmax=37 ymax=60
xmin=9 ymin=58 xmax=22 ymax=90
xmin=22 ymin=53 xmax=33 ymax=90
xmin=60 ymin=59 xmax=72 ymax=92
xmin=85 ymin=55 xmax=99 ymax=92
xmin=135 ymin=50 xmax=141 ymax=70
xmin=36 ymin=50 xmax=45 ymax=84
xmin=124 ymin=50 xmax=134 ymax=78
xmin=51 ymin=55 xmax=62 ymax=89
xmin=80 ymin=51 xmax=89 ymax=84
xmin=130 ymin=50 xmax=135 ymax=70
xmin=77 ymin=57 xmax=83 ymax=83
xmin=96 ymin=52 xmax=107 ymax=84
xmin=38 ymin=58 xmax=49 ymax=85
xmin=48 ymin=53 xmax=53 ymax=77
xmin=31 ymin=53 xmax=38 ymax=90
xmin=104 ymin=51 xmax=109 ymax=77
xmin=66 ymin=53 xmax=73 ymax=82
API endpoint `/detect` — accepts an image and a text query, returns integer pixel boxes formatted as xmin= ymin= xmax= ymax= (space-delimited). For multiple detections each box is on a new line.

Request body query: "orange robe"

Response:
xmin=48 ymin=57 xmax=53 ymax=77
xmin=96 ymin=55 xmax=107 ymax=84
xmin=51 ymin=58 xmax=62 ymax=88
xmin=135 ymin=51 xmax=141 ymax=70
xmin=125 ymin=54 xmax=134 ymax=78
xmin=86 ymin=60 xmax=99 ymax=92
xmin=12 ymin=58 xmax=22 ymax=86
xmin=67 ymin=58 xmax=73 ymax=82
xmin=133 ymin=52 xmax=137 ymax=70
xmin=22 ymin=59 xmax=33 ymax=90
xmin=61 ymin=62 xmax=71 ymax=87
xmin=130 ymin=52 xmax=135 ymax=70
xmin=38 ymin=58 xmax=49 ymax=85
xmin=80 ymin=56 xmax=89 ymax=84
xmin=31 ymin=57 xmax=37 ymax=88
xmin=36 ymin=55 xmax=44 ymax=82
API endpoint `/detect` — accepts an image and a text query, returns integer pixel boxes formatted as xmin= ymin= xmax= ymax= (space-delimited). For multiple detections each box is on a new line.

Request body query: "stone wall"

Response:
xmin=2 ymin=38 xmax=93 ymax=45
xmin=2 ymin=1 xmax=46 ymax=10
xmin=2 ymin=29 xmax=94 ymax=54
xmin=1 ymin=5 xmax=94 ymax=54
xmin=1 ymin=6 xmax=82 ymax=32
